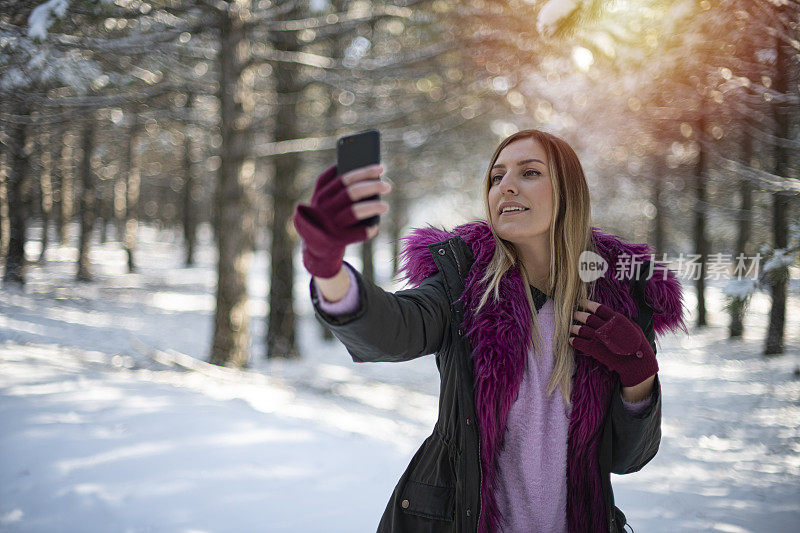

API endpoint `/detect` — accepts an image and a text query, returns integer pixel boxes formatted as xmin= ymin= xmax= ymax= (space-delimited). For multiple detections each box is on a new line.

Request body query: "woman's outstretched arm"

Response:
xmin=310 ymin=260 xmax=451 ymax=363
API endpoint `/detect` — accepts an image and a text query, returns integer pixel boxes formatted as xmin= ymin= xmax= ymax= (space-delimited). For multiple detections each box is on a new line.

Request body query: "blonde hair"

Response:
xmin=476 ymin=129 xmax=597 ymax=406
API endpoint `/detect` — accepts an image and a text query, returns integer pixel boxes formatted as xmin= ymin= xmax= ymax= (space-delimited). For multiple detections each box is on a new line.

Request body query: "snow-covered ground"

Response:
xmin=1 ymin=224 xmax=798 ymax=532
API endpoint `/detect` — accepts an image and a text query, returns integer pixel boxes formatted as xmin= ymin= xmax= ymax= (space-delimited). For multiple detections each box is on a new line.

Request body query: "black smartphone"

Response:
xmin=337 ymin=129 xmax=381 ymax=227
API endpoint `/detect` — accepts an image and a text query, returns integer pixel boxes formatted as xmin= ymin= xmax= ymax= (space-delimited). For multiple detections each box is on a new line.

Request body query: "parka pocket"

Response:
xmin=398 ymin=431 xmax=456 ymax=522
xmin=399 ymin=480 xmax=455 ymax=521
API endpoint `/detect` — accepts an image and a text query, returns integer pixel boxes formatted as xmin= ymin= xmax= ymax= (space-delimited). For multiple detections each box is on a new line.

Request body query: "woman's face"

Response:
xmin=487 ymin=137 xmax=554 ymax=245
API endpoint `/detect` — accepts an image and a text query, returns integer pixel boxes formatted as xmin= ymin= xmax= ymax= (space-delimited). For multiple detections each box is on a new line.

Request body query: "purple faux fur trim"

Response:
xmin=394 ymin=224 xmax=454 ymax=286
xmin=394 ymin=219 xmax=685 ymax=533
xmin=589 ymin=227 xmax=689 ymax=338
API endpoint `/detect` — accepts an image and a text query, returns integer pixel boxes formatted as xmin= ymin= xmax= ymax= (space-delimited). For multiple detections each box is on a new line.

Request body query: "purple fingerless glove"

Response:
xmin=292 ymin=165 xmax=372 ymax=279
xmin=570 ymin=303 xmax=658 ymax=387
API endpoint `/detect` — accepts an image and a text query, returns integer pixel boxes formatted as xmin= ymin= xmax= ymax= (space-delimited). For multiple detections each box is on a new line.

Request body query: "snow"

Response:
xmin=723 ymin=278 xmax=758 ymax=301
xmin=343 ymin=36 xmax=371 ymax=68
xmin=537 ymin=0 xmax=581 ymax=36
xmin=764 ymin=249 xmax=795 ymax=274
xmin=0 ymin=37 xmax=103 ymax=93
xmin=791 ymin=223 xmax=800 ymax=244
xmin=3 ymin=1 xmax=105 ymax=94
xmin=27 ymin=0 xmax=70 ymax=41
xmin=1 ymin=222 xmax=799 ymax=531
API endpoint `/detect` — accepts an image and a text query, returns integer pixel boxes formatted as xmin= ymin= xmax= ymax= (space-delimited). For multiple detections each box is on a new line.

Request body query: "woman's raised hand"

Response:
xmin=569 ymin=298 xmax=658 ymax=387
xmin=292 ymin=164 xmax=391 ymax=278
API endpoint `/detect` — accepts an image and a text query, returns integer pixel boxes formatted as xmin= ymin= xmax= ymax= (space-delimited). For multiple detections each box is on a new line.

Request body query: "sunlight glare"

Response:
xmin=572 ymin=46 xmax=594 ymax=72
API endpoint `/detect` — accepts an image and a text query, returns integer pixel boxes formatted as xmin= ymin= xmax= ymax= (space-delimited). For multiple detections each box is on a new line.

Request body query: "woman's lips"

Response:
xmin=500 ymin=208 xmax=529 ymax=216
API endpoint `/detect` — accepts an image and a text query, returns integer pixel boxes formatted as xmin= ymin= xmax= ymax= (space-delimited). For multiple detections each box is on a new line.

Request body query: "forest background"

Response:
xmin=1 ymin=0 xmax=799 ymax=530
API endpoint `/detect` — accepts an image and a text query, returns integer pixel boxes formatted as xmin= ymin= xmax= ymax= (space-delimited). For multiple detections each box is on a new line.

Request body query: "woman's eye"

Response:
xmin=492 ymin=170 xmax=539 ymax=183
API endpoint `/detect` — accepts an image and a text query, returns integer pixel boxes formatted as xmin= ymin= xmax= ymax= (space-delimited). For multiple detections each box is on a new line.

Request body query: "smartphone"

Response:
xmin=337 ymin=129 xmax=381 ymax=227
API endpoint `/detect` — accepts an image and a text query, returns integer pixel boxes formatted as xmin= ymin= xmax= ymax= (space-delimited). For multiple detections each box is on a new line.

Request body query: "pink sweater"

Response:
xmin=314 ymin=265 xmax=652 ymax=530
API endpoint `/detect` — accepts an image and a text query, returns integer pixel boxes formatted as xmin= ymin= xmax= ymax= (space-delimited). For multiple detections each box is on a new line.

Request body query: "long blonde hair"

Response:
xmin=476 ymin=129 xmax=597 ymax=406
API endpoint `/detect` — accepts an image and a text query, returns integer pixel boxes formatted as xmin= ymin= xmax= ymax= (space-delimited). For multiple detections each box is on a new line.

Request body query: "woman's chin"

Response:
xmin=493 ymin=226 xmax=523 ymax=242
xmin=493 ymin=223 xmax=549 ymax=244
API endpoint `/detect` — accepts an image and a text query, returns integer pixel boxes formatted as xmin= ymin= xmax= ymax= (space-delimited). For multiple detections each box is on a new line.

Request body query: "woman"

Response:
xmin=292 ymin=129 xmax=686 ymax=533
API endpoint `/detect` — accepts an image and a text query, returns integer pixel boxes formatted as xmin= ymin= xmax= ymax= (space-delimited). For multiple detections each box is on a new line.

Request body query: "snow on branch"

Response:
xmin=537 ymin=0 xmax=582 ymax=36
xmin=252 ymin=86 xmax=496 ymax=159
xmin=763 ymin=248 xmax=795 ymax=274
xmin=27 ymin=0 xmax=70 ymax=41
xmin=248 ymin=0 xmax=426 ymax=29
xmin=712 ymin=153 xmax=800 ymax=194
xmin=248 ymin=40 xmax=456 ymax=73
xmin=722 ymin=278 xmax=758 ymax=301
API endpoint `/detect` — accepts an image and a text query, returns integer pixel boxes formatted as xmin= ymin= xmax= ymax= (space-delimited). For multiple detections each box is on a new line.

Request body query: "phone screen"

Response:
xmin=337 ymin=129 xmax=381 ymax=227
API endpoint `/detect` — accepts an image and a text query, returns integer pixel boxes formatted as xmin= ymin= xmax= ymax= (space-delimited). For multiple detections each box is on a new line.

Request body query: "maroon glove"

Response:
xmin=570 ymin=303 xmax=657 ymax=387
xmin=292 ymin=164 xmax=376 ymax=279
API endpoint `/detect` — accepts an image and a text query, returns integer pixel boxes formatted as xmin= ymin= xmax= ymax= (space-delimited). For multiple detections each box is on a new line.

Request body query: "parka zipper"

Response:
xmin=448 ymin=239 xmax=463 ymax=278
xmin=446 ymin=237 xmax=481 ymax=530
xmin=475 ymin=414 xmax=482 ymax=531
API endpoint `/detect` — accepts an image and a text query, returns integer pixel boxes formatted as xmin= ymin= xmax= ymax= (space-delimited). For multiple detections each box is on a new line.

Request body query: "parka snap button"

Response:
xmin=438 ymin=248 xmax=445 ymax=255
xmin=401 ymin=499 xmax=409 ymax=509
xmin=466 ymin=508 xmax=471 ymax=517
xmin=635 ymin=350 xmax=643 ymax=358
xmin=466 ymin=417 xmax=471 ymax=426
xmin=458 ymin=328 xmax=463 ymax=335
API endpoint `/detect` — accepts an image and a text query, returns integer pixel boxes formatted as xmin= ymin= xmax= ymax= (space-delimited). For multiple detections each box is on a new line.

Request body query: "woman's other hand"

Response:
xmin=292 ymin=164 xmax=391 ymax=278
xmin=569 ymin=298 xmax=658 ymax=387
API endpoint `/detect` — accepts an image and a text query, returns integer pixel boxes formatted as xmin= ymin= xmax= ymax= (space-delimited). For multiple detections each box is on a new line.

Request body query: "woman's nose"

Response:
xmin=499 ymin=176 xmax=516 ymax=194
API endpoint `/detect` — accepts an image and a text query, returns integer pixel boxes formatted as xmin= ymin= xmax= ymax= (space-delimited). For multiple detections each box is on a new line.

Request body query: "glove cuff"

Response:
xmin=302 ymin=244 xmax=345 ymax=279
xmin=618 ymin=355 xmax=659 ymax=387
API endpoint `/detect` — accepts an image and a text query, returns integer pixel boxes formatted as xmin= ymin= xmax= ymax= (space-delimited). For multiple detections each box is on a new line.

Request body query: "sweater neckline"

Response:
xmin=528 ymin=285 xmax=548 ymax=312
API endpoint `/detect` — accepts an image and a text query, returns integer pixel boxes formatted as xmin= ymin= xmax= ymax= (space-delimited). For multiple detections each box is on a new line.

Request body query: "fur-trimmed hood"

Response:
xmin=393 ymin=219 xmax=686 ymax=533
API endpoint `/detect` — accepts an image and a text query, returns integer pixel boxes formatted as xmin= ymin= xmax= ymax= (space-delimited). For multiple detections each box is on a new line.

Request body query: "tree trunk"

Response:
xmin=98 ymin=195 xmax=108 ymax=244
xmin=389 ymin=150 xmax=409 ymax=280
xmin=764 ymin=30 xmax=793 ymax=356
xmin=360 ymin=236 xmax=375 ymax=283
xmin=3 ymin=116 xmax=30 ymax=285
xmin=317 ymin=0 xmax=349 ymax=342
xmin=59 ymin=129 xmax=75 ymax=245
xmin=50 ymin=124 xmax=64 ymax=249
xmin=650 ymin=156 xmax=665 ymax=257
xmin=693 ymin=112 xmax=708 ymax=327
xmin=210 ymin=0 xmax=255 ymax=368
xmin=764 ymin=194 xmax=789 ymax=356
xmin=182 ymin=93 xmax=198 ymax=267
xmin=729 ymin=129 xmax=753 ymax=338
xmin=0 ymin=150 xmax=8 ymax=262
xmin=266 ymin=2 xmax=305 ymax=360
xmin=38 ymin=130 xmax=53 ymax=262
xmin=359 ymin=13 xmax=379 ymax=285
xmin=123 ymin=117 xmax=141 ymax=273
xmin=76 ymin=119 xmax=96 ymax=281
xmin=113 ymin=124 xmax=128 ymax=243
